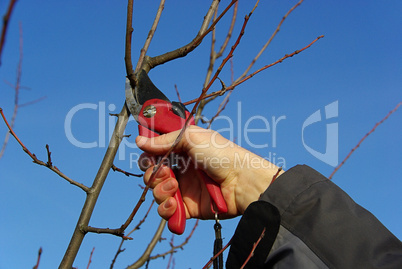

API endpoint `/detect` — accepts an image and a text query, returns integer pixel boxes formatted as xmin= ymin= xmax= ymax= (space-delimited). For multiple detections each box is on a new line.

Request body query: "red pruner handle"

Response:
xmin=138 ymin=125 xmax=186 ymax=235
xmin=166 ymin=168 xmax=186 ymax=235
xmin=197 ymin=170 xmax=228 ymax=214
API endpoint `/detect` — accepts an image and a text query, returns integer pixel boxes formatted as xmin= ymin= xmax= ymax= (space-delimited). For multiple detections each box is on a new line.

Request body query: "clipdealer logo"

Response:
xmin=63 ymin=101 xmax=339 ymax=167
xmin=302 ymin=101 xmax=339 ymax=167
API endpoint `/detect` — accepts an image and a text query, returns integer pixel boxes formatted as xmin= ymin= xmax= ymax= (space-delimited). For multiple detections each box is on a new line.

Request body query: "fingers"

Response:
xmin=144 ymin=165 xmax=180 ymax=220
xmin=158 ymin=197 xmax=177 ymax=220
xmin=135 ymin=125 xmax=216 ymax=156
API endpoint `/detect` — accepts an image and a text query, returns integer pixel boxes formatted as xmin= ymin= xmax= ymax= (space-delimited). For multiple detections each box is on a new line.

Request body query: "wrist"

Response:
xmin=234 ymin=153 xmax=284 ymax=214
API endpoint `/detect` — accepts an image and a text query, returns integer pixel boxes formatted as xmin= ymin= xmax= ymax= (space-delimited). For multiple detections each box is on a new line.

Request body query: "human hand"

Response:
xmin=136 ymin=126 xmax=283 ymax=221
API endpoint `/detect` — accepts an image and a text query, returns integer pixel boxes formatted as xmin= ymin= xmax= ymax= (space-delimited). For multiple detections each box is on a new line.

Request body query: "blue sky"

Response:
xmin=0 ymin=1 xmax=401 ymax=268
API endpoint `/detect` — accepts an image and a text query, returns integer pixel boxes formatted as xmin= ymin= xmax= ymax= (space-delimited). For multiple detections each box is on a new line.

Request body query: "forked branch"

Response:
xmin=147 ymin=0 xmax=238 ymax=69
xmin=0 ymin=108 xmax=90 ymax=192
xmin=183 ymin=35 xmax=324 ymax=105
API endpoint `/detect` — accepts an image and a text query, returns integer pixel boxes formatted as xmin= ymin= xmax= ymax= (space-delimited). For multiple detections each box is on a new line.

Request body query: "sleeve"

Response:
xmin=226 ymin=165 xmax=402 ymax=269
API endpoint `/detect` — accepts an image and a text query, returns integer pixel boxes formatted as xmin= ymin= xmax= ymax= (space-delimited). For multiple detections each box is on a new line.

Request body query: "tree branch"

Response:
xmin=183 ymin=35 xmax=324 ymax=105
xmin=0 ymin=22 xmax=23 ymax=159
xmin=32 ymin=247 xmax=42 ymax=269
xmin=127 ymin=219 xmax=166 ymax=269
xmin=111 ymin=164 xmax=143 ymax=178
xmin=125 ymin=0 xmax=136 ymax=85
xmin=329 ymin=102 xmax=401 ymax=180
xmin=149 ymin=220 xmax=199 ymax=261
xmin=240 ymin=228 xmax=266 ymax=269
xmin=0 ymin=0 xmax=18 ymax=66
xmin=86 ymin=247 xmax=95 ymax=269
xmin=0 ymin=108 xmax=90 ymax=192
xmin=134 ymin=0 xmax=166 ymax=73
xmin=110 ymin=200 xmax=155 ymax=268
xmin=59 ymin=104 xmax=130 ymax=268
xmin=236 ymin=0 xmax=304 ymax=82
xmin=202 ymin=238 xmax=232 ymax=269
xmin=146 ymin=0 xmax=237 ymax=69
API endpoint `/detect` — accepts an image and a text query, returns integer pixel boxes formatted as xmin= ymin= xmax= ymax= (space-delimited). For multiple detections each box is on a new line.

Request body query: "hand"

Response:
xmin=136 ymin=125 xmax=283 ymax=220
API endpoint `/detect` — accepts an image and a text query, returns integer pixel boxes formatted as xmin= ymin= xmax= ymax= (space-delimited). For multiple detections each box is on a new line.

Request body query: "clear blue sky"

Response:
xmin=1 ymin=1 xmax=401 ymax=268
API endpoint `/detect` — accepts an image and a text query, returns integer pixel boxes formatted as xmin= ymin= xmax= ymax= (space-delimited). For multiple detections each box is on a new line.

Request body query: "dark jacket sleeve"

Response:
xmin=226 ymin=165 xmax=402 ymax=269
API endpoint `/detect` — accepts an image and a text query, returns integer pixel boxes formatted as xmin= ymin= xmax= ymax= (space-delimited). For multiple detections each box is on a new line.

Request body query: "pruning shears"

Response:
xmin=125 ymin=70 xmax=228 ymax=235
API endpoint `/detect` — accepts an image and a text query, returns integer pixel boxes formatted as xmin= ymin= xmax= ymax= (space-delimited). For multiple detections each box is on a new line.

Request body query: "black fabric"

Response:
xmin=226 ymin=201 xmax=280 ymax=268
xmin=260 ymin=165 xmax=402 ymax=268
xmin=226 ymin=165 xmax=402 ymax=268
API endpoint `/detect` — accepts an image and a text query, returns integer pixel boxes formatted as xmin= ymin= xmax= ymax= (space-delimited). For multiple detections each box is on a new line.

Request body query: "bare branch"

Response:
xmin=216 ymin=1 xmax=238 ymax=58
xmin=236 ymin=0 xmax=304 ymax=82
xmin=83 ymin=226 xmax=131 ymax=239
xmin=135 ymin=0 xmax=166 ymax=73
xmin=240 ymin=228 xmax=266 ymax=269
xmin=0 ymin=0 xmax=18 ymax=65
xmin=202 ymin=238 xmax=232 ymax=269
xmin=0 ymin=22 xmax=23 ymax=159
xmin=329 ymin=102 xmax=401 ymax=180
xmin=149 ymin=220 xmax=199 ymax=261
xmin=0 ymin=108 xmax=90 ymax=192
xmin=174 ymin=84 xmax=182 ymax=103
xmin=110 ymin=201 xmax=155 ymax=268
xmin=111 ymin=164 xmax=143 ymax=178
xmin=86 ymin=247 xmax=95 ymax=269
xmin=147 ymin=0 xmax=238 ymax=69
xmin=271 ymin=167 xmax=283 ymax=184
xmin=125 ymin=0 xmax=135 ymax=84
xmin=32 ymin=247 xmax=42 ymax=269
xmin=127 ymin=219 xmax=166 ymax=269
xmin=60 ymin=104 xmax=130 ymax=268
xmin=183 ymin=35 xmax=324 ymax=105
xmin=194 ymin=2 xmax=238 ymax=125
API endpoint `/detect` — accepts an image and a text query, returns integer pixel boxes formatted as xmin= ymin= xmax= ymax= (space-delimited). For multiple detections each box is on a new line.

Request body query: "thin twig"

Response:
xmin=166 ymin=234 xmax=175 ymax=269
xmin=32 ymin=247 xmax=42 ymax=269
xmin=135 ymin=0 xmax=166 ymax=73
xmin=329 ymin=102 xmax=401 ymax=180
xmin=271 ymin=167 xmax=283 ymax=184
xmin=202 ymin=238 xmax=232 ymax=269
xmin=126 ymin=219 xmax=166 ymax=269
xmin=0 ymin=22 xmax=23 ymax=159
xmin=86 ymin=247 xmax=95 ymax=269
xmin=183 ymin=35 xmax=324 ymax=105
xmin=110 ymin=200 xmax=155 ymax=269
xmin=83 ymin=226 xmax=132 ymax=239
xmin=240 ymin=228 xmax=266 ymax=269
xmin=149 ymin=220 xmax=199 ymax=260
xmin=111 ymin=164 xmax=143 ymax=177
xmin=236 ymin=0 xmax=304 ymax=82
xmin=125 ymin=0 xmax=135 ymax=84
xmin=0 ymin=108 xmax=90 ymax=193
xmin=0 ymin=0 xmax=18 ymax=65
xmin=147 ymin=0 xmax=237 ymax=69
xmin=194 ymin=2 xmax=238 ymax=125
xmin=174 ymin=84 xmax=182 ymax=103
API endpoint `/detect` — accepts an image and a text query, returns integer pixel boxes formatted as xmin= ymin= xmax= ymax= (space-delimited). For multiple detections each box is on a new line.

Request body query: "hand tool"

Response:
xmin=125 ymin=70 xmax=228 ymax=234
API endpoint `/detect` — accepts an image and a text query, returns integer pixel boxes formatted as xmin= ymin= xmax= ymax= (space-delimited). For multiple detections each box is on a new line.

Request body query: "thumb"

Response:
xmin=135 ymin=129 xmax=183 ymax=155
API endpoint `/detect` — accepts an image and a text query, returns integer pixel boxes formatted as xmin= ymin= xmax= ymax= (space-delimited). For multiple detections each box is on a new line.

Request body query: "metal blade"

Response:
xmin=125 ymin=70 xmax=170 ymax=121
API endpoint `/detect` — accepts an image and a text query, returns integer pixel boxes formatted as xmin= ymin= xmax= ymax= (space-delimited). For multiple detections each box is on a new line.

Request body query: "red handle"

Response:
xmin=166 ymin=169 xmax=186 ymax=235
xmin=138 ymin=99 xmax=227 ymax=234
xmin=139 ymin=125 xmax=187 ymax=235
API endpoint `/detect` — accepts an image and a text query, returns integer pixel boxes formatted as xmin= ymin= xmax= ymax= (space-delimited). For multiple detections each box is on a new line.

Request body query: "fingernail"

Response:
xmin=135 ymin=135 xmax=148 ymax=147
xmin=164 ymin=198 xmax=173 ymax=209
